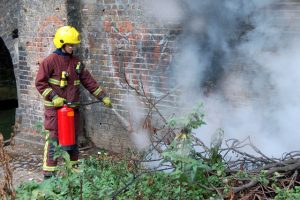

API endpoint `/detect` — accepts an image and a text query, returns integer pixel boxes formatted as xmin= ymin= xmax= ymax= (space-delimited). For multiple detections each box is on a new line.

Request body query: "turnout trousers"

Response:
xmin=42 ymin=107 xmax=80 ymax=175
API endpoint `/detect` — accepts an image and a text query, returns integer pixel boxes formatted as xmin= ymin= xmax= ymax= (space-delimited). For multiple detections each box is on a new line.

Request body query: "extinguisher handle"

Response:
xmin=63 ymin=100 xmax=73 ymax=106
xmin=63 ymin=100 xmax=80 ymax=107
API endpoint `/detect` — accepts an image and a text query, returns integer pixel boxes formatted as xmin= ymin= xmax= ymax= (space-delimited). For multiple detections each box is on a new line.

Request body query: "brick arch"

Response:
xmin=0 ymin=36 xmax=18 ymax=140
xmin=0 ymin=37 xmax=18 ymax=103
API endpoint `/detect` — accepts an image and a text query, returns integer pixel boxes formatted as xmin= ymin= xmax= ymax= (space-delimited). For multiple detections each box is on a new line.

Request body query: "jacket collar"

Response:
xmin=53 ymin=49 xmax=73 ymax=57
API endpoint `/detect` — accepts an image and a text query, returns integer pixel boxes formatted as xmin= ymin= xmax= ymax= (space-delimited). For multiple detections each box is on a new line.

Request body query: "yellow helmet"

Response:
xmin=53 ymin=26 xmax=81 ymax=49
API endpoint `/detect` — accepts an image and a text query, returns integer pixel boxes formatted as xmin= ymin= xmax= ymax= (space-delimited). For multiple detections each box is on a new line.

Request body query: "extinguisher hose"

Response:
xmin=64 ymin=100 xmax=130 ymax=130
xmin=64 ymin=100 xmax=103 ymax=107
xmin=79 ymin=100 xmax=103 ymax=106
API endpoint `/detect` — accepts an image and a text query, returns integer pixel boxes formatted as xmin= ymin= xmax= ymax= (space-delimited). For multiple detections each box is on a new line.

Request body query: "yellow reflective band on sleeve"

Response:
xmin=74 ymin=80 xmax=80 ymax=85
xmin=42 ymin=88 xmax=53 ymax=98
xmin=93 ymin=87 xmax=102 ymax=97
xmin=48 ymin=78 xmax=60 ymax=85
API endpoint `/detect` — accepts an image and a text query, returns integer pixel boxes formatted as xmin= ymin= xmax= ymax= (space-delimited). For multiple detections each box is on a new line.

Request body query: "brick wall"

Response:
xmin=0 ymin=0 xmax=19 ymax=63
xmin=15 ymin=0 xmax=67 ymax=144
xmin=0 ymin=0 xmax=19 ymax=92
xmin=1 ymin=0 xmax=300 ymax=151
xmin=77 ymin=0 xmax=178 ymax=151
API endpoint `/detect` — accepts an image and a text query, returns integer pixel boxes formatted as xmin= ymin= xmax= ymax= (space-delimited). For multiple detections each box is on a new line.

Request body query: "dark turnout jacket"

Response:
xmin=35 ymin=49 xmax=105 ymax=108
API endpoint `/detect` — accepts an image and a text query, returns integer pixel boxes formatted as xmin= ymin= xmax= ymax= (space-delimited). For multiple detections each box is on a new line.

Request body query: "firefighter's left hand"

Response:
xmin=102 ymin=96 xmax=112 ymax=108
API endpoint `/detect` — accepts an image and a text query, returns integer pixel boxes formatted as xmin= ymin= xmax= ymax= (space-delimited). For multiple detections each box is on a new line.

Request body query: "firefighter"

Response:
xmin=35 ymin=25 xmax=112 ymax=179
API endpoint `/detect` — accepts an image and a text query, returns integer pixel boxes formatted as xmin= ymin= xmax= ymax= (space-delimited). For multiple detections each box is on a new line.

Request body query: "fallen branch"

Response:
xmin=233 ymin=158 xmax=300 ymax=194
xmin=0 ymin=133 xmax=15 ymax=200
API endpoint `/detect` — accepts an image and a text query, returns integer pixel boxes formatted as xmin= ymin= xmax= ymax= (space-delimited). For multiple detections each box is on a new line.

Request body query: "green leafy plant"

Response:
xmin=13 ymin=107 xmax=299 ymax=200
xmin=275 ymin=186 xmax=300 ymax=200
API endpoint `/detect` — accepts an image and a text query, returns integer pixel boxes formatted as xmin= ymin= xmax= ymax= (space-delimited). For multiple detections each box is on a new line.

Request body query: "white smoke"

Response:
xmin=144 ymin=0 xmax=184 ymax=23
xmin=142 ymin=0 xmax=300 ymax=157
xmin=241 ymin=39 xmax=300 ymax=155
xmin=124 ymin=94 xmax=151 ymax=150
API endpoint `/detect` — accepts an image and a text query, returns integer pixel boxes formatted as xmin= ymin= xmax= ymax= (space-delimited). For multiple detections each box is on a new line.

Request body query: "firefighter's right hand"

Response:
xmin=52 ymin=96 xmax=66 ymax=107
xmin=102 ymin=96 xmax=112 ymax=108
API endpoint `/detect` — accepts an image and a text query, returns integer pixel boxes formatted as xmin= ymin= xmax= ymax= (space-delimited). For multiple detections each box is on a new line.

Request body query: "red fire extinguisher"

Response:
xmin=57 ymin=104 xmax=75 ymax=148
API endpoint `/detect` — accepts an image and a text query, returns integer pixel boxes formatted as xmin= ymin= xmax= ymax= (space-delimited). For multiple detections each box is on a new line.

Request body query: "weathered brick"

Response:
xmin=1 ymin=0 xmax=298 ymax=152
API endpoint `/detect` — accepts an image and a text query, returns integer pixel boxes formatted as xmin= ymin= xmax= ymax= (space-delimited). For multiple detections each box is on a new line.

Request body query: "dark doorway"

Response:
xmin=0 ymin=37 xmax=18 ymax=140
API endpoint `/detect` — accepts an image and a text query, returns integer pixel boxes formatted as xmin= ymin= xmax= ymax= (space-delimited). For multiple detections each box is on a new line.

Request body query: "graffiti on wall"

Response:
xmin=102 ymin=19 xmax=172 ymax=96
xmin=98 ymin=19 xmax=177 ymax=144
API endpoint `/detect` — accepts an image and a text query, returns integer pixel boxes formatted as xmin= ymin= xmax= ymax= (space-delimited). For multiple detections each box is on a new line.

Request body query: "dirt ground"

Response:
xmin=0 ymin=143 xmax=44 ymax=187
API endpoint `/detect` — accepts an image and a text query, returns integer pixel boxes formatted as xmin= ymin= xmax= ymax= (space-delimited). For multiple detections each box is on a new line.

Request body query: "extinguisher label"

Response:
xmin=67 ymin=111 xmax=74 ymax=117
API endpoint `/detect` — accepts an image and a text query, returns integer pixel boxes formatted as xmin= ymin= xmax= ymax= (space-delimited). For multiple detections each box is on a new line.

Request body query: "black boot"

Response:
xmin=43 ymin=172 xmax=56 ymax=180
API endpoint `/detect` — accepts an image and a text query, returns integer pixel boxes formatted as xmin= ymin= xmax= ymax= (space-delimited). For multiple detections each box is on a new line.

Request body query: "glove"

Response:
xmin=102 ymin=96 xmax=112 ymax=108
xmin=52 ymin=96 xmax=66 ymax=107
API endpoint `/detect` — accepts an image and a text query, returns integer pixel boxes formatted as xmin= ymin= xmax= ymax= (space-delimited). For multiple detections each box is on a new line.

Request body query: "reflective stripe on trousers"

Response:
xmin=43 ymin=108 xmax=80 ymax=173
xmin=43 ymin=130 xmax=79 ymax=173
